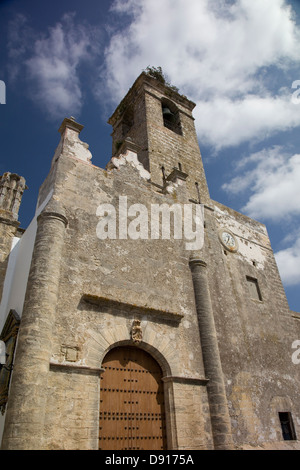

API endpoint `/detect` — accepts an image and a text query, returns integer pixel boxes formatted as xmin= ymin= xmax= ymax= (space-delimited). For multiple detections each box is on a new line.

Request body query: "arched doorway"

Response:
xmin=99 ymin=346 xmax=167 ymax=450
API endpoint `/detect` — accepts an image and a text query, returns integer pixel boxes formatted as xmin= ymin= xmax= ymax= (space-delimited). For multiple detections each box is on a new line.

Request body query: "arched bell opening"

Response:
xmin=161 ymin=99 xmax=182 ymax=135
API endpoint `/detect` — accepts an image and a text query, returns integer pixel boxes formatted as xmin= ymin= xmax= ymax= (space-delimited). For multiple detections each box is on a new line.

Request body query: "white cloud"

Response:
xmin=193 ymin=94 xmax=300 ymax=150
xmin=222 ymin=146 xmax=300 ymax=220
xmin=103 ymin=0 xmax=300 ymax=150
xmin=275 ymin=237 xmax=300 ymax=286
xmin=8 ymin=13 xmax=99 ymax=120
xmin=7 ymin=1 xmax=300 ymax=140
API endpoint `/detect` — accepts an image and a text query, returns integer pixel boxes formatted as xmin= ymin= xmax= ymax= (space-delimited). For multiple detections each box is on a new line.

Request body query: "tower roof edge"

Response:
xmin=108 ymin=72 xmax=196 ymax=126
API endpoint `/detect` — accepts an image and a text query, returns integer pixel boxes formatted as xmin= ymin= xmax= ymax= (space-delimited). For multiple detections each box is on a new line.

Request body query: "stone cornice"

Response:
xmin=81 ymin=294 xmax=183 ymax=324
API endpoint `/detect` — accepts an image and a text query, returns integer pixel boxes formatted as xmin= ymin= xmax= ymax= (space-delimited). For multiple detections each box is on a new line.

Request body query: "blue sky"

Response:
xmin=1 ymin=0 xmax=300 ymax=311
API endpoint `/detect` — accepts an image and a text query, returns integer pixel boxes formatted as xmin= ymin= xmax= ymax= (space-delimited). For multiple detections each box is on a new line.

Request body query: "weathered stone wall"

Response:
xmin=40 ymin=153 xmax=212 ymax=450
xmin=203 ymin=200 xmax=300 ymax=449
xmin=45 ymin=366 xmax=100 ymax=450
xmin=109 ymin=78 xmax=150 ymax=170
xmin=1 ymin=141 xmax=213 ymax=449
xmin=144 ymin=83 xmax=210 ymax=205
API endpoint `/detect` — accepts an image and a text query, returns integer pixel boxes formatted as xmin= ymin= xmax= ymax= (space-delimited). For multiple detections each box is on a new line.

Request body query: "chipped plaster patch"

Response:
xmin=52 ymin=127 xmax=92 ymax=165
xmin=107 ymin=150 xmax=151 ymax=180
xmin=63 ymin=128 xmax=92 ymax=163
xmin=164 ymin=178 xmax=183 ymax=194
xmin=214 ymin=205 xmax=267 ymax=268
xmin=237 ymin=237 xmax=266 ymax=269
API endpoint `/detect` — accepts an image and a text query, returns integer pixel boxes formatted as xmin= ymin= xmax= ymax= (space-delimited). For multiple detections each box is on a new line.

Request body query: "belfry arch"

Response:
xmin=99 ymin=345 xmax=168 ymax=450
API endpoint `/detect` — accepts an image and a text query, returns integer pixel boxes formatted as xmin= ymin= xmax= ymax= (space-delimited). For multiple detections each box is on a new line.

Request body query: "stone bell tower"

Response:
xmin=108 ymin=71 xmax=210 ymax=205
xmin=0 ymin=173 xmax=26 ymax=302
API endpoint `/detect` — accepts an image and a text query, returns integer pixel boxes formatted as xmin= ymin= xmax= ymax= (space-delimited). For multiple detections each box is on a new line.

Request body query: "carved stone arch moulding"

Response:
xmin=85 ymin=323 xmax=177 ymax=379
xmin=81 ymin=294 xmax=183 ymax=377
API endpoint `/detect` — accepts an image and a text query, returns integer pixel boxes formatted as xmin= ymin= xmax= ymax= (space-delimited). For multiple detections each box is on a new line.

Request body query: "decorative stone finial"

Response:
xmin=52 ymin=117 xmax=92 ymax=165
xmin=58 ymin=117 xmax=84 ymax=135
xmin=106 ymin=138 xmax=150 ymax=180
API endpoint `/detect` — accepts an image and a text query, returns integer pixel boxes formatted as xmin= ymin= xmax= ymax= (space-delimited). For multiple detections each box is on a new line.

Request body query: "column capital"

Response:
xmin=189 ymin=256 xmax=207 ymax=269
xmin=37 ymin=199 xmax=68 ymax=227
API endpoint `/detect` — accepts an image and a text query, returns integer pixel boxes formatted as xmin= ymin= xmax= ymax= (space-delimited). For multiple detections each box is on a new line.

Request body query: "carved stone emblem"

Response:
xmin=131 ymin=319 xmax=142 ymax=344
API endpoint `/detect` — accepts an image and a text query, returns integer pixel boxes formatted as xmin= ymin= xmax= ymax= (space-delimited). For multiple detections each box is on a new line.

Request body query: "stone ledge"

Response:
xmin=291 ymin=311 xmax=300 ymax=320
xmin=81 ymin=294 xmax=184 ymax=324
xmin=162 ymin=376 xmax=209 ymax=386
xmin=49 ymin=361 xmax=104 ymax=375
xmin=0 ymin=215 xmax=20 ymax=228
xmin=241 ymin=441 xmax=300 ymax=450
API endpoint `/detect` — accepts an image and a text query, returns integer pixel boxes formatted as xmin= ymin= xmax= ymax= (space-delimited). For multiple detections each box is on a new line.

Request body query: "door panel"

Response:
xmin=99 ymin=346 xmax=167 ymax=450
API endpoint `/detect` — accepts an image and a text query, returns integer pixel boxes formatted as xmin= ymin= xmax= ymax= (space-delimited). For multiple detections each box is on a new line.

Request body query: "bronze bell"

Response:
xmin=162 ymin=106 xmax=173 ymax=116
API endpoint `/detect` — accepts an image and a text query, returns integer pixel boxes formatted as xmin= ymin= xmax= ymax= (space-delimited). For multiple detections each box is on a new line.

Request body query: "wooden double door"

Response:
xmin=99 ymin=346 xmax=167 ymax=450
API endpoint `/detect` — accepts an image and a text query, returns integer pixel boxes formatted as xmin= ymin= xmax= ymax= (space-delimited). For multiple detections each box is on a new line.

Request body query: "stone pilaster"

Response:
xmin=1 ymin=199 xmax=67 ymax=450
xmin=189 ymin=256 xmax=234 ymax=450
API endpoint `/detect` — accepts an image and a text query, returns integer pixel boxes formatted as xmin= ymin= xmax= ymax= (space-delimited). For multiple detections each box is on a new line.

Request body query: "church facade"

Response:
xmin=0 ymin=71 xmax=300 ymax=450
